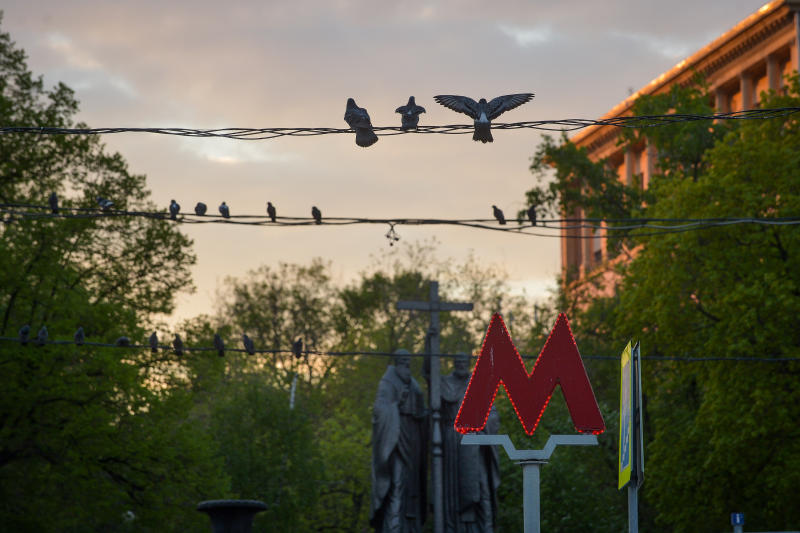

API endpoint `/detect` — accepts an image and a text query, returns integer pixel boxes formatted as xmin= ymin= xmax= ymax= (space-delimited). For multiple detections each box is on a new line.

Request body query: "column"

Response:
xmin=715 ymin=88 xmax=729 ymax=113
xmin=740 ymin=72 xmax=753 ymax=110
xmin=766 ymin=54 xmax=781 ymax=91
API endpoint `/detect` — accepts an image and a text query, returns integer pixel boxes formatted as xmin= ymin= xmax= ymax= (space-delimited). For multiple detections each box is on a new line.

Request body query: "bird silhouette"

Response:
xmin=395 ymin=96 xmax=426 ymax=130
xmin=492 ymin=205 xmax=506 ymax=225
xmin=344 ymin=98 xmax=379 ymax=147
xmin=194 ymin=202 xmax=207 ymax=216
xmin=96 ymin=196 xmax=114 ymax=211
xmin=149 ymin=332 xmax=159 ymax=353
xmin=292 ymin=338 xmax=304 ymax=358
xmin=169 ymin=199 xmax=180 ymax=220
xmin=219 ymin=201 xmax=230 ymax=219
xmin=35 ymin=325 xmax=48 ymax=347
xmin=527 ymin=205 xmax=537 ymax=226
xmin=173 ymin=334 xmax=184 ymax=356
xmin=213 ymin=333 xmax=225 ymax=357
xmin=267 ymin=201 xmax=277 ymax=223
xmin=74 ymin=327 xmax=85 ymax=345
xmin=115 ymin=336 xmax=130 ymax=347
xmin=311 ymin=206 xmax=322 ymax=225
xmin=49 ymin=192 xmax=59 ymax=214
xmin=18 ymin=325 xmax=30 ymax=345
xmin=242 ymin=334 xmax=255 ymax=355
xmin=434 ymin=93 xmax=534 ymax=143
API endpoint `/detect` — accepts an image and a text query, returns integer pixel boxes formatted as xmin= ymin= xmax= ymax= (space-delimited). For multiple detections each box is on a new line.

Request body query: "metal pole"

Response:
xmin=628 ymin=484 xmax=639 ymax=533
xmin=429 ymin=281 xmax=444 ymax=533
xmin=521 ymin=461 xmax=543 ymax=533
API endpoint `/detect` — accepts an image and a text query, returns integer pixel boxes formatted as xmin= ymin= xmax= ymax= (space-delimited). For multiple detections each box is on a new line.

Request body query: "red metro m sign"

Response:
xmin=455 ymin=313 xmax=605 ymax=436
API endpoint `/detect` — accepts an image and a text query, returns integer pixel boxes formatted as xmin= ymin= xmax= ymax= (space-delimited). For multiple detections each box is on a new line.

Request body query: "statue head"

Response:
xmin=393 ymin=349 xmax=412 ymax=383
xmin=453 ymin=353 xmax=472 ymax=379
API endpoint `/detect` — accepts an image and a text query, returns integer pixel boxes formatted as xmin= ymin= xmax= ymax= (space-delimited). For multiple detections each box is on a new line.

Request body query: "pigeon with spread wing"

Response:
xmin=434 ymin=93 xmax=534 ymax=143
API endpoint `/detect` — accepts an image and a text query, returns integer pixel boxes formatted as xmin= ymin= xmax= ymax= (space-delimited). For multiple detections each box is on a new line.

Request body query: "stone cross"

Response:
xmin=396 ymin=280 xmax=473 ymax=533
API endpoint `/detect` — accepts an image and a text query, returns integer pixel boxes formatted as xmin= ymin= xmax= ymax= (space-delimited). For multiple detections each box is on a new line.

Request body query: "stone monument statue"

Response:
xmin=441 ymin=354 xmax=500 ymax=533
xmin=370 ymin=350 xmax=428 ymax=533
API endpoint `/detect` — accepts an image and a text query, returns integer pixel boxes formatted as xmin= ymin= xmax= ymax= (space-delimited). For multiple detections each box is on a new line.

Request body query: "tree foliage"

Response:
xmin=523 ymin=74 xmax=800 ymax=532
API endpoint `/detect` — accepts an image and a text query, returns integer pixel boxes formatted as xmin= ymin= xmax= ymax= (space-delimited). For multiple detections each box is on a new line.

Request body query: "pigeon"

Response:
xmin=96 ymin=196 xmax=114 ymax=211
xmin=492 ymin=205 xmax=506 ymax=225
xmin=74 ymin=327 xmax=85 ymax=345
xmin=115 ymin=336 xmax=131 ymax=347
xmin=169 ymin=199 xmax=180 ymax=220
xmin=35 ymin=325 xmax=48 ymax=347
xmin=527 ymin=205 xmax=537 ymax=226
xmin=213 ymin=333 xmax=225 ymax=357
xmin=344 ymin=98 xmax=379 ymax=148
xmin=19 ymin=325 xmax=30 ymax=345
xmin=267 ymin=201 xmax=276 ymax=223
xmin=292 ymin=338 xmax=303 ymax=358
xmin=395 ymin=96 xmax=426 ymax=131
xmin=49 ymin=192 xmax=59 ymax=214
xmin=219 ymin=201 xmax=230 ymax=219
xmin=311 ymin=206 xmax=322 ymax=225
xmin=172 ymin=334 xmax=184 ymax=356
xmin=242 ymin=334 xmax=255 ymax=355
xmin=194 ymin=202 xmax=207 ymax=216
xmin=149 ymin=332 xmax=158 ymax=353
xmin=433 ymin=93 xmax=534 ymax=143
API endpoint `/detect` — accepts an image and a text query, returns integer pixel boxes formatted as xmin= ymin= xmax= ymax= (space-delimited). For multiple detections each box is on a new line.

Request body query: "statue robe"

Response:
xmin=441 ymin=372 xmax=500 ymax=533
xmin=370 ymin=366 xmax=428 ymax=532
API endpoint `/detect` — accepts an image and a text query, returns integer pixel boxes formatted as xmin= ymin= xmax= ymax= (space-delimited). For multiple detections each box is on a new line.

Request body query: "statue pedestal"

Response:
xmin=196 ymin=499 xmax=267 ymax=533
xmin=461 ymin=434 xmax=598 ymax=533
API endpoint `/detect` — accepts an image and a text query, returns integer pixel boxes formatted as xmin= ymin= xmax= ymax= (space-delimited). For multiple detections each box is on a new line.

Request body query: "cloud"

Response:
xmin=497 ymin=24 xmax=555 ymax=47
xmin=608 ymin=30 xmax=697 ymax=60
xmin=179 ymin=138 xmax=299 ymax=165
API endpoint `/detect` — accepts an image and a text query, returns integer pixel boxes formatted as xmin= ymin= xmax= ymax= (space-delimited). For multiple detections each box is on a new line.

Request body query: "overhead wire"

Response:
xmin=1 ymin=107 xmax=799 ymax=140
xmin=0 ymin=336 xmax=796 ymax=363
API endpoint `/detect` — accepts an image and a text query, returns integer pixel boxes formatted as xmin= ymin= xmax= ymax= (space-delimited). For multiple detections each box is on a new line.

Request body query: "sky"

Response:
xmin=1 ymin=0 xmax=770 ymax=324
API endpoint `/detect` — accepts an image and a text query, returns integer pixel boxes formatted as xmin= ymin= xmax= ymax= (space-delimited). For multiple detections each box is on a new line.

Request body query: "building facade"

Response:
xmin=563 ymin=0 xmax=800 ymax=279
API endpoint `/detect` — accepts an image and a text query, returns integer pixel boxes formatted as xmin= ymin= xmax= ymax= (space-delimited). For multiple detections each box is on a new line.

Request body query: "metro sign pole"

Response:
xmin=458 ymin=313 xmax=605 ymax=533
xmin=396 ymin=281 xmax=473 ymax=533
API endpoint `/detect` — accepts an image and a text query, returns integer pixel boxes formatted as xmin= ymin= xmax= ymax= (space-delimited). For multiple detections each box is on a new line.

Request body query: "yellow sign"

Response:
xmin=618 ymin=341 xmax=633 ymax=489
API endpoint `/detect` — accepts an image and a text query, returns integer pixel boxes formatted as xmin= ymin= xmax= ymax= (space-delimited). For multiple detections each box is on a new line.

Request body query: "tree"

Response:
xmin=522 ymin=74 xmax=800 ymax=531
xmin=0 ymin=18 xmax=228 ymax=531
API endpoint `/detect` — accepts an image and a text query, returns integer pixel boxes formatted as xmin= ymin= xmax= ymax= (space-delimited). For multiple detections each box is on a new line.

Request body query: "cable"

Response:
xmin=2 ymin=107 xmax=799 ymax=140
xmin=2 ymin=203 xmax=800 ymax=239
xmin=0 ymin=336 xmax=797 ymax=363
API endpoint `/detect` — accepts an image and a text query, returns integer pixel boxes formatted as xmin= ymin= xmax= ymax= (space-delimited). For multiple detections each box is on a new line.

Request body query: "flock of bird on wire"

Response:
xmin=351 ymin=92 xmax=535 ymax=146
xmin=13 ymin=324 xmax=306 ymax=358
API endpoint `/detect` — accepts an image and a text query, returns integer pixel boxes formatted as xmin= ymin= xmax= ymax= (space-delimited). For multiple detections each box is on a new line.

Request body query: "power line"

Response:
xmin=1 ymin=107 xmax=798 ymax=140
xmin=2 ymin=203 xmax=800 ymax=239
xmin=1 ymin=336 xmax=797 ymax=363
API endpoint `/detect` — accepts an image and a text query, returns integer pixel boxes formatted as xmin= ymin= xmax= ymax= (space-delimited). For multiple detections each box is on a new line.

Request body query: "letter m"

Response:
xmin=455 ymin=313 xmax=605 ymax=436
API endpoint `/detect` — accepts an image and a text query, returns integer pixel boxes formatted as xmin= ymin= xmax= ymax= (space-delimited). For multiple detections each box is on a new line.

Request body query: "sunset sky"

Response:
xmin=2 ymin=1 xmax=769 ymax=323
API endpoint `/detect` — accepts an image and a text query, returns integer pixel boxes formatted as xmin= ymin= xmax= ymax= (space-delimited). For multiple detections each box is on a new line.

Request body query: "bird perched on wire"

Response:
xmin=242 ymin=334 xmax=255 ymax=355
xmin=173 ymin=334 xmax=184 ymax=356
xmin=49 ymin=192 xmax=59 ymax=214
xmin=35 ymin=326 xmax=48 ymax=347
xmin=96 ymin=196 xmax=114 ymax=211
xmin=433 ymin=93 xmax=534 ymax=143
xmin=74 ymin=327 xmax=85 ymax=346
xmin=267 ymin=201 xmax=276 ymax=223
xmin=19 ymin=325 xmax=30 ymax=345
xmin=492 ymin=205 xmax=506 ymax=225
xmin=311 ymin=206 xmax=322 ymax=225
xmin=292 ymin=338 xmax=303 ymax=358
xmin=395 ymin=96 xmax=426 ymax=131
xmin=344 ymin=98 xmax=379 ymax=148
xmin=214 ymin=333 xmax=225 ymax=357
xmin=527 ymin=205 xmax=537 ymax=226
xmin=115 ymin=336 xmax=131 ymax=347
xmin=149 ymin=332 xmax=159 ymax=353
xmin=194 ymin=202 xmax=207 ymax=216
xmin=219 ymin=201 xmax=230 ymax=219
xmin=169 ymin=199 xmax=180 ymax=220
